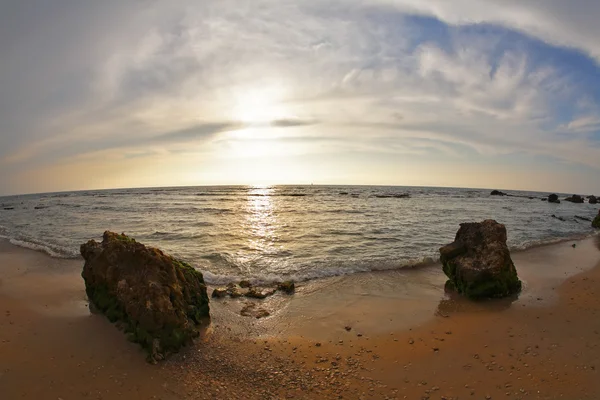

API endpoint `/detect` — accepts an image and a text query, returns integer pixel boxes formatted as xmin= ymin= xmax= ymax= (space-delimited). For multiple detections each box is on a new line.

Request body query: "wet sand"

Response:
xmin=1 ymin=236 xmax=600 ymax=399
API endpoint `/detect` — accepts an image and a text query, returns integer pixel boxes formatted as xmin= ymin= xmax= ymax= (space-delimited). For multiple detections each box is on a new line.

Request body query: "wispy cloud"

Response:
xmin=1 ymin=0 xmax=600 ymax=194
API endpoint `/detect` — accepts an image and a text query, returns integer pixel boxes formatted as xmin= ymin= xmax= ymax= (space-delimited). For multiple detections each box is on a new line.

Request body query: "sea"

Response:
xmin=0 ymin=185 xmax=597 ymax=284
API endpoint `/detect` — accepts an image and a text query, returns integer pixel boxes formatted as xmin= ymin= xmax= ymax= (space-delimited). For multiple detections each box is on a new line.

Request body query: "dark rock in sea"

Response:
xmin=541 ymin=198 xmax=547 ymax=201
xmin=589 ymin=195 xmax=598 ymax=204
xmin=339 ymin=192 xmax=349 ymax=195
xmin=3 ymin=207 xmax=14 ymax=210
xmin=374 ymin=193 xmax=410 ymax=199
xmin=212 ymin=288 xmax=228 ymax=298
xmin=490 ymin=190 xmax=506 ymax=196
xmin=575 ymin=215 xmax=592 ymax=222
xmin=239 ymin=280 xmax=252 ymax=288
xmin=564 ymin=194 xmax=584 ymax=203
xmin=548 ymin=194 xmax=560 ymax=204
xmin=439 ymin=220 xmax=521 ymax=299
xmin=277 ymin=280 xmax=296 ymax=294
xmin=552 ymin=214 xmax=566 ymax=222
xmin=80 ymin=231 xmax=210 ymax=363
xmin=593 ymin=211 xmax=600 ymax=229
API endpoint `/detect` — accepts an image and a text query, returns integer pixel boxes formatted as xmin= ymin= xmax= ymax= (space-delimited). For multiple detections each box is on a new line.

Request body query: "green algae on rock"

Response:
xmin=593 ymin=211 xmax=600 ymax=229
xmin=80 ymin=231 xmax=210 ymax=362
xmin=439 ymin=220 xmax=522 ymax=299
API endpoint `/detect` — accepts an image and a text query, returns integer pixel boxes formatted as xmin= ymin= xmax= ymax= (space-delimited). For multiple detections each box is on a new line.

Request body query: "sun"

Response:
xmin=232 ymin=86 xmax=289 ymax=125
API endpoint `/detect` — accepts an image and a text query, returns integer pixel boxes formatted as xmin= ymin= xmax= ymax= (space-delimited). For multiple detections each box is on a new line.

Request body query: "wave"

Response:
xmin=195 ymin=207 xmax=232 ymax=213
xmin=197 ymin=233 xmax=598 ymax=285
xmin=199 ymin=255 xmax=438 ymax=285
xmin=150 ymin=231 xmax=170 ymax=236
xmin=509 ymin=232 xmax=596 ymax=251
xmin=8 ymin=238 xmax=80 ymax=259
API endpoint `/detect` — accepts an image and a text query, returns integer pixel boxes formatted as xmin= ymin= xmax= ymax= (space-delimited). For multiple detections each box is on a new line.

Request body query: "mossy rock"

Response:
xmin=81 ymin=231 xmax=210 ymax=362
xmin=440 ymin=220 xmax=522 ymax=300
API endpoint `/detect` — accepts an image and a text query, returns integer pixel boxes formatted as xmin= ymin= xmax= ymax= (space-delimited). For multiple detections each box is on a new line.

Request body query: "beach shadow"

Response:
xmin=435 ymin=291 xmax=519 ymax=317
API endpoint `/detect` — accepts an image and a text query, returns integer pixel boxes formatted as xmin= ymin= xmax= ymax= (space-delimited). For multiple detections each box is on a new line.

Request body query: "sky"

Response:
xmin=1 ymin=0 xmax=600 ymax=196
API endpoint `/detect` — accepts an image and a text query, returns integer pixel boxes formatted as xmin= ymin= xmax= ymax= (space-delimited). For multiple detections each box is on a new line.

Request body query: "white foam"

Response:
xmin=509 ymin=232 xmax=595 ymax=251
xmin=199 ymin=255 xmax=438 ymax=286
xmin=8 ymin=238 xmax=79 ymax=259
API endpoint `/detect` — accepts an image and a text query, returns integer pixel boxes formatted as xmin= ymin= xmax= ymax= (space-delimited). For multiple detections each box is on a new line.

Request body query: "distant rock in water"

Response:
xmin=80 ymin=231 xmax=210 ymax=363
xmin=439 ymin=220 xmax=522 ymax=299
xmin=548 ymin=194 xmax=560 ymax=204
xmin=589 ymin=195 xmax=598 ymax=204
xmin=490 ymin=190 xmax=506 ymax=196
xmin=593 ymin=211 xmax=600 ymax=229
xmin=373 ymin=193 xmax=410 ymax=199
xmin=552 ymin=214 xmax=566 ymax=222
xmin=564 ymin=194 xmax=584 ymax=203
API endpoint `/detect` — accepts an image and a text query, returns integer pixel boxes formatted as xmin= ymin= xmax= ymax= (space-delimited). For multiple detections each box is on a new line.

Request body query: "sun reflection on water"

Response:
xmin=245 ymin=186 xmax=278 ymax=255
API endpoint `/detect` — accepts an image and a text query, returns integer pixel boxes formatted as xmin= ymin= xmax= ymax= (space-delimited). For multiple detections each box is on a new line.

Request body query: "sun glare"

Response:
xmin=232 ymin=86 xmax=289 ymax=124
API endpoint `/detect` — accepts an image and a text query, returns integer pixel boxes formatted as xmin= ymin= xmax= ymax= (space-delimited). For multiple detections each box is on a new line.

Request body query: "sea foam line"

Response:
xmin=200 ymin=255 xmax=438 ymax=286
xmin=8 ymin=238 xmax=80 ymax=259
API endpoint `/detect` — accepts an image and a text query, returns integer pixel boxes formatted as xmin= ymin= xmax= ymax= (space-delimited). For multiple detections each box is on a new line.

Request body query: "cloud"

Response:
xmin=153 ymin=122 xmax=242 ymax=143
xmin=375 ymin=0 xmax=600 ymax=63
xmin=270 ymin=119 xmax=320 ymax=127
xmin=1 ymin=0 xmax=600 ymax=194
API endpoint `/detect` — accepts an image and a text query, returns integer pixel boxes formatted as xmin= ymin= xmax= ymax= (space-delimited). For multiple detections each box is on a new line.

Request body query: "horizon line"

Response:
xmin=0 ymin=183 xmax=592 ymax=199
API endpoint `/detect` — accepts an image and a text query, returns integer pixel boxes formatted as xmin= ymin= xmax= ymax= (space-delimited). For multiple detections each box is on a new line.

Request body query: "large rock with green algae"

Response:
xmin=439 ymin=219 xmax=522 ymax=299
xmin=593 ymin=210 xmax=600 ymax=229
xmin=80 ymin=231 xmax=210 ymax=362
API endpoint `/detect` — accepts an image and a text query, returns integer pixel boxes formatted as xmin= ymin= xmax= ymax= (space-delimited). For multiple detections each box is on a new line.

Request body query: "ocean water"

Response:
xmin=0 ymin=186 xmax=597 ymax=284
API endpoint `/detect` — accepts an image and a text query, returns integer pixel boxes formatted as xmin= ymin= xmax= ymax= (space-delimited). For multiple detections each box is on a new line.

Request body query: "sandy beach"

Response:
xmin=1 ymin=235 xmax=600 ymax=399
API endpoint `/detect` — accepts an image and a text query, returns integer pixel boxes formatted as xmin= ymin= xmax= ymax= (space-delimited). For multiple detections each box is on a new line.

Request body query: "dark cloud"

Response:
xmin=152 ymin=122 xmax=242 ymax=143
xmin=270 ymin=118 xmax=320 ymax=127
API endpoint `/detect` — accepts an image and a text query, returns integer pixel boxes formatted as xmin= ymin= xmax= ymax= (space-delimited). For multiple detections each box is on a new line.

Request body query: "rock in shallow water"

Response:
xmin=212 ymin=287 xmax=228 ymax=298
xmin=277 ymin=281 xmax=295 ymax=294
xmin=564 ymin=194 xmax=584 ymax=203
xmin=240 ymin=302 xmax=270 ymax=319
xmin=80 ymin=231 xmax=210 ymax=362
xmin=439 ymin=220 xmax=522 ymax=299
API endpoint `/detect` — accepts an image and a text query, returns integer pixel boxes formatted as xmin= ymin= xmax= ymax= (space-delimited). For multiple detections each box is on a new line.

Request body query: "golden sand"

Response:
xmin=1 ymin=237 xmax=599 ymax=399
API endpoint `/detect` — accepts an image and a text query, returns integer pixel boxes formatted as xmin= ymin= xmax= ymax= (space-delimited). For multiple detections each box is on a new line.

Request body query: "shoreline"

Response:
xmin=1 ymin=235 xmax=600 ymax=398
xmin=0 ymin=229 xmax=597 ymax=286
